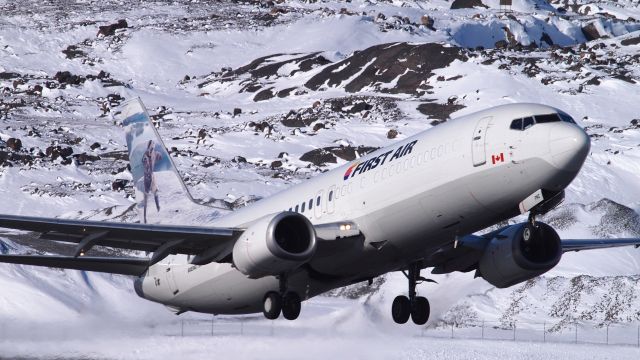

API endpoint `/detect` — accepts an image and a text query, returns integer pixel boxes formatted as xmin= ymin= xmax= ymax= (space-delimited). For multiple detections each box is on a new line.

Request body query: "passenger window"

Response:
xmin=535 ymin=114 xmax=560 ymax=123
xmin=523 ymin=117 xmax=534 ymax=130
xmin=510 ymin=118 xmax=523 ymax=130
xmin=301 ymin=202 xmax=305 ymax=213
xmin=295 ymin=205 xmax=299 ymax=212
xmin=308 ymin=199 xmax=313 ymax=210
xmin=329 ymin=191 xmax=333 ymax=202
xmin=316 ymin=196 xmax=321 ymax=206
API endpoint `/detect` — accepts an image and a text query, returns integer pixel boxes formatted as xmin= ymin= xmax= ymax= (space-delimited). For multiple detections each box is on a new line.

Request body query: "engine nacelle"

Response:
xmin=478 ymin=222 xmax=562 ymax=288
xmin=232 ymin=212 xmax=317 ymax=279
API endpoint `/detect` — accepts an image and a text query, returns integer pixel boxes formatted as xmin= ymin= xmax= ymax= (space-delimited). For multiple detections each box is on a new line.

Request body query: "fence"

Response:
xmin=162 ymin=318 xmax=640 ymax=347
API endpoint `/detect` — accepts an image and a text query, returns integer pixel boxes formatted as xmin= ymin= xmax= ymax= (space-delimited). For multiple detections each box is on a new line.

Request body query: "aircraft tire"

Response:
xmin=392 ymin=295 xmax=411 ymax=324
xmin=411 ymin=296 xmax=430 ymax=325
xmin=263 ymin=291 xmax=282 ymax=320
xmin=282 ymin=292 xmax=301 ymax=320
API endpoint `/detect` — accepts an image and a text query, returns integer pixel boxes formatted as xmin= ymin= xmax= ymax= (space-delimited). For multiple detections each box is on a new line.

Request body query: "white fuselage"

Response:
xmin=136 ymin=103 xmax=590 ymax=315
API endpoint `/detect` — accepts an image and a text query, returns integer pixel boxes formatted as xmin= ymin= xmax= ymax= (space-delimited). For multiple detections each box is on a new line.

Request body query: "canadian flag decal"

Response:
xmin=491 ymin=153 xmax=505 ymax=164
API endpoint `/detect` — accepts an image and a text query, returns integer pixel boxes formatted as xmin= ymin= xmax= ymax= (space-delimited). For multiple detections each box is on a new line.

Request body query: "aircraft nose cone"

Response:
xmin=549 ymin=124 xmax=590 ymax=171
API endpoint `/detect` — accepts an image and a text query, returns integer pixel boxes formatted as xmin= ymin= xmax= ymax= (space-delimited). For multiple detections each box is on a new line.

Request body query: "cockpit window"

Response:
xmin=558 ymin=112 xmax=576 ymax=124
xmin=523 ymin=117 xmax=534 ymax=129
xmin=510 ymin=112 xmax=575 ymax=131
xmin=535 ymin=114 xmax=561 ymax=123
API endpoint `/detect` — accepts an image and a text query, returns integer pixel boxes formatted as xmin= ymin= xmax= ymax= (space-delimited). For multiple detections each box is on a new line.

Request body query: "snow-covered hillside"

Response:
xmin=1 ymin=0 xmax=640 ymax=341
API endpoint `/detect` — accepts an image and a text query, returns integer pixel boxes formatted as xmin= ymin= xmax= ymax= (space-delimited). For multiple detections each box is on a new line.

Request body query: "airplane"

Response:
xmin=1 ymin=98 xmax=639 ymax=325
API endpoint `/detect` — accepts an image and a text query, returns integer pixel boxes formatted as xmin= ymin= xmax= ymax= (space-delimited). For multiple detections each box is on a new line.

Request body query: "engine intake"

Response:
xmin=478 ymin=222 xmax=562 ymax=288
xmin=233 ymin=212 xmax=316 ymax=278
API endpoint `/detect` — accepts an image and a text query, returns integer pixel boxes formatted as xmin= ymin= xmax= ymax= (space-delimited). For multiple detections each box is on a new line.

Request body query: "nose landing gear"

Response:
xmin=262 ymin=274 xmax=302 ymax=321
xmin=392 ymin=263 xmax=433 ymax=325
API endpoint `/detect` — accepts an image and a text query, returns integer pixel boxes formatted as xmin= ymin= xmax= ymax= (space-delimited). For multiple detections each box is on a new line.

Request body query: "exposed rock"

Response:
xmin=312 ymin=123 xmax=325 ymax=132
xmin=232 ymin=155 xmax=247 ymax=163
xmin=621 ymin=36 xmax=640 ymax=46
xmin=6 ymin=138 xmax=22 ymax=151
xmin=54 ymin=71 xmax=86 ymax=85
xmin=253 ymin=87 xmax=275 ymax=102
xmin=299 ymin=148 xmax=337 ymax=166
xmin=581 ymin=23 xmax=603 ymax=42
xmin=111 ymin=179 xmax=129 ymax=191
xmin=97 ymin=19 xmax=128 ymax=37
xmin=540 ymin=32 xmax=554 ymax=47
xmin=73 ymin=153 xmax=100 ymax=165
xmin=90 ymin=142 xmax=101 ymax=150
xmin=420 ymin=15 xmax=435 ymax=31
xmin=495 ymin=40 xmax=509 ymax=49
xmin=0 ymin=72 xmax=21 ymax=80
xmin=450 ymin=0 xmax=489 ymax=9
xmin=270 ymin=160 xmax=283 ymax=169
xmin=588 ymin=198 xmax=640 ymax=237
xmin=300 ymin=145 xmax=379 ymax=166
xmin=61 ymin=45 xmax=86 ymax=59
xmin=45 ymin=145 xmax=73 ymax=160
xmin=233 ymin=108 xmax=242 ymax=116
xmin=417 ymin=102 xmax=465 ymax=121
xmin=305 ymin=42 xmax=467 ymax=95
xmin=387 ymin=129 xmax=398 ymax=139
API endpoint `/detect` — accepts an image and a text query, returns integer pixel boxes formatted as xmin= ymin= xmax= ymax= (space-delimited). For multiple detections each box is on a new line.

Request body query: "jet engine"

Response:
xmin=478 ymin=222 xmax=562 ymax=288
xmin=232 ymin=212 xmax=317 ymax=279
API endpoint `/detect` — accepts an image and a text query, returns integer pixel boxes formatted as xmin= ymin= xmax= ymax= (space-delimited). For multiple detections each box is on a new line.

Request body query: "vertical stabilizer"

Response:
xmin=120 ymin=98 xmax=204 ymax=224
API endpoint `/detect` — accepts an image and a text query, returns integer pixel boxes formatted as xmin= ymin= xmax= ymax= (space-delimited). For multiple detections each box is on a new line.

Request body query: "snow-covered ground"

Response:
xmin=2 ymin=0 xmax=640 ymax=357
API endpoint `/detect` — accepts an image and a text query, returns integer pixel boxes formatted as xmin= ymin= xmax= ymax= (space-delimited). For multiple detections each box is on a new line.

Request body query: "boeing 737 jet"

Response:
xmin=1 ymin=99 xmax=639 ymax=325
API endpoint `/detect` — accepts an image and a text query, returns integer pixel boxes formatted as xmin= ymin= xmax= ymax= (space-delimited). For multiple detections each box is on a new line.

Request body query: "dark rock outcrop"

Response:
xmin=305 ymin=42 xmax=466 ymax=95
xmin=97 ymin=19 xmax=128 ymax=37
xmin=450 ymin=0 xmax=489 ymax=9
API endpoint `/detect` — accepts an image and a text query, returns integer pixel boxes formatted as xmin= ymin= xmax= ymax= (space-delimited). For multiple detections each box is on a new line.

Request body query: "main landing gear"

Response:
xmin=392 ymin=263 xmax=432 ymax=325
xmin=262 ymin=275 xmax=302 ymax=320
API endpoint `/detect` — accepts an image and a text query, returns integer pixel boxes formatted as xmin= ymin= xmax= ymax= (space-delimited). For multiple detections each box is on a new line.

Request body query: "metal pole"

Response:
xmin=211 ymin=316 xmax=214 ymax=336
xmin=451 ymin=323 xmax=454 ymax=339
xmin=481 ymin=321 xmax=484 ymax=340
xmin=240 ymin=318 xmax=244 ymax=335
xmin=181 ymin=320 xmax=184 ymax=337
xmin=575 ymin=322 xmax=578 ymax=344
xmin=606 ymin=325 xmax=609 ymax=345
xmin=513 ymin=322 xmax=516 ymax=341
xmin=637 ymin=325 xmax=639 ymax=348
xmin=543 ymin=322 xmax=546 ymax=343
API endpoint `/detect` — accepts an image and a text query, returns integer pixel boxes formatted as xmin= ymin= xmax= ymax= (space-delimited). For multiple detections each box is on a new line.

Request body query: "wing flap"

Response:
xmin=0 ymin=254 xmax=150 ymax=276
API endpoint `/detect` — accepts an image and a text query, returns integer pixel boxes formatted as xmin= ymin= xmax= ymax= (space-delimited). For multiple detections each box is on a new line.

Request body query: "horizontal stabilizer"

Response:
xmin=0 ymin=254 xmax=150 ymax=276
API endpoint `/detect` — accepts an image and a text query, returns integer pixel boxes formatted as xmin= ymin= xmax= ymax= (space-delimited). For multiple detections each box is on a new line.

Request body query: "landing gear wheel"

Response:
xmin=282 ymin=292 xmax=301 ymax=320
xmin=263 ymin=292 xmax=282 ymax=320
xmin=392 ymin=295 xmax=411 ymax=324
xmin=411 ymin=296 xmax=430 ymax=325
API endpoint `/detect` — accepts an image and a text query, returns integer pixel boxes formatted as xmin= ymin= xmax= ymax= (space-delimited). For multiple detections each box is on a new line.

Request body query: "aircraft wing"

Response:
xmin=0 ymin=254 xmax=150 ymax=276
xmin=0 ymin=214 xmax=243 ymax=267
xmin=561 ymin=238 xmax=640 ymax=252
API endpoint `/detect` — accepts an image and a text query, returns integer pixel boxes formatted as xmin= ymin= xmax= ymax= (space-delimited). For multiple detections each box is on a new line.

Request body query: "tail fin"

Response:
xmin=120 ymin=98 xmax=210 ymax=224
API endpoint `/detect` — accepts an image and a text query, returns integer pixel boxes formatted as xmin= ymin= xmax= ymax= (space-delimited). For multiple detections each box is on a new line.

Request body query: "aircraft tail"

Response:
xmin=120 ymin=98 xmax=208 ymax=224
